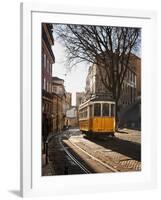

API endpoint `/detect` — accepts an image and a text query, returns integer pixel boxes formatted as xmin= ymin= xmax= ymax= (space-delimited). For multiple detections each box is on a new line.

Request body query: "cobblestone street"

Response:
xmin=42 ymin=128 xmax=141 ymax=176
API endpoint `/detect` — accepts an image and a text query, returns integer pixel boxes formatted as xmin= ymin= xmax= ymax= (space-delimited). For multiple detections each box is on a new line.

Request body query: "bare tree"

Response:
xmin=54 ymin=24 xmax=141 ymax=123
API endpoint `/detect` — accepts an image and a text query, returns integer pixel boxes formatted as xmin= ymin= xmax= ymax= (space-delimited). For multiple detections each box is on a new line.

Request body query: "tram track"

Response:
xmin=67 ymin=138 xmax=119 ymax=173
xmin=58 ymin=136 xmax=91 ymax=174
xmin=59 ymin=132 xmax=119 ymax=173
xmin=44 ymin=129 xmax=141 ymax=175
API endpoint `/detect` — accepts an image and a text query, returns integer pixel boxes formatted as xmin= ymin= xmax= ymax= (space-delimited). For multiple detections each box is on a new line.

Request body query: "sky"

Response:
xmin=52 ymin=39 xmax=89 ymax=105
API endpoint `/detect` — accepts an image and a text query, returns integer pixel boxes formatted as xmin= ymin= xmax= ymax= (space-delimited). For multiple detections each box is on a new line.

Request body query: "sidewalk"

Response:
xmin=42 ymin=154 xmax=54 ymax=176
xmin=115 ymin=128 xmax=141 ymax=144
xmin=42 ymin=131 xmax=59 ymax=176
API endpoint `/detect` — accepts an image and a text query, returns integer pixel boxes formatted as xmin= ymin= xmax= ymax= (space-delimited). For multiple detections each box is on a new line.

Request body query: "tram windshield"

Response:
xmin=91 ymin=102 xmax=115 ymax=117
xmin=94 ymin=103 xmax=101 ymax=116
xmin=102 ymin=103 xmax=109 ymax=116
xmin=102 ymin=103 xmax=115 ymax=117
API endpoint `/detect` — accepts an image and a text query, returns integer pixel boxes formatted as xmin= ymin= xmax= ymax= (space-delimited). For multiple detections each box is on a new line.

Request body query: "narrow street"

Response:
xmin=42 ymin=128 xmax=141 ymax=176
xmin=41 ymin=23 xmax=142 ymax=177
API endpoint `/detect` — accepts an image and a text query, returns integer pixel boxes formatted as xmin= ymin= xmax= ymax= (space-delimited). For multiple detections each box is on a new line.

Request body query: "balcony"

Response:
xmin=42 ymin=89 xmax=53 ymax=100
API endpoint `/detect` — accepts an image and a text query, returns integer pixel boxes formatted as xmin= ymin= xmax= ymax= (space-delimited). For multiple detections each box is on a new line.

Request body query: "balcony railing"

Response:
xmin=42 ymin=89 xmax=53 ymax=100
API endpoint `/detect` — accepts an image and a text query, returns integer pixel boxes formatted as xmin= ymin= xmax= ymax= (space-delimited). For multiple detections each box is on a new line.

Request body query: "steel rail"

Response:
xmin=68 ymin=139 xmax=119 ymax=173
xmin=58 ymin=137 xmax=91 ymax=174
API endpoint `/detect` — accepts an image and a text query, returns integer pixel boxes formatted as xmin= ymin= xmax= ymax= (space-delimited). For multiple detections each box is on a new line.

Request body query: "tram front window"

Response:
xmin=102 ymin=103 xmax=109 ymax=116
xmin=94 ymin=103 xmax=101 ymax=116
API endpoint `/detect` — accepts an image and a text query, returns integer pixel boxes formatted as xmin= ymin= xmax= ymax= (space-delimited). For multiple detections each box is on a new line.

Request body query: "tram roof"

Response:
xmin=79 ymin=96 xmax=115 ymax=109
xmin=90 ymin=96 xmax=114 ymax=102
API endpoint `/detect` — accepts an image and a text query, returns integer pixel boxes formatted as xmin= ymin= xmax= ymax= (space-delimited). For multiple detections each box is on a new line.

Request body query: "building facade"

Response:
xmin=85 ymin=54 xmax=141 ymax=109
xmin=66 ymin=106 xmax=78 ymax=127
xmin=52 ymin=77 xmax=66 ymax=132
xmin=131 ymin=55 xmax=141 ymax=98
xmin=66 ymin=92 xmax=72 ymax=108
xmin=52 ymin=77 xmax=72 ymax=132
xmin=76 ymin=92 xmax=85 ymax=107
xmin=85 ymin=64 xmax=112 ymax=100
xmin=42 ymin=23 xmax=55 ymax=142
xmin=118 ymin=55 xmax=141 ymax=128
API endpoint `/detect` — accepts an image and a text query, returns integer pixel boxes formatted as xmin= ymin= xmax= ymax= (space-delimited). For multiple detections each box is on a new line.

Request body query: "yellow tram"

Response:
xmin=79 ymin=97 xmax=116 ymax=137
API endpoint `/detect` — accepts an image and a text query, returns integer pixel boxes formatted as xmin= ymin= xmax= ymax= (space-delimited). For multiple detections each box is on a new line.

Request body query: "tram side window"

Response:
xmin=83 ymin=109 xmax=85 ymax=118
xmin=79 ymin=108 xmax=88 ymax=119
xmin=94 ymin=103 xmax=101 ymax=116
xmin=102 ymin=103 xmax=109 ymax=116
xmin=89 ymin=105 xmax=93 ymax=117
xmin=84 ymin=108 xmax=87 ymax=118
xmin=79 ymin=111 xmax=81 ymax=119
xmin=81 ymin=110 xmax=83 ymax=118
xmin=111 ymin=104 xmax=115 ymax=117
xmin=79 ymin=110 xmax=83 ymax=119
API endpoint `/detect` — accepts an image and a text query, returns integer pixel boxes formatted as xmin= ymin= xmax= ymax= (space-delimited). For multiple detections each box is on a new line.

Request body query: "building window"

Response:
xmin=46 ymin=58 xmax=48 ymax=72
xmin=131 ymin=73 xmax=133 ymax=82
xmin=46 ymin=81 xmax=48 ymax=92
xmin=134 ymin=75 xmax=136 ymax=86
xmin=50 ymin=63 xmax=52 ymax=75
xmin=43 ymin=77 xmax=46 ymax=90
xmin=129 ymin=71 xmax=132 ymax=82
xmin=44 ymin=53 xmax=46 ymax=69
xmin=49 ymin=82 xmax=51 ymax=93
xmin=48 ymin=82 xmax=50 ymax=93
xmin=47 ymin=81 xmax=49 ymax=92
xmin=42 ymin=103 xmax=45 ymax=112
xmin=44 ymin=103 xmax=46 ymax=112
xmin=53 ymin=86 xmax=57 ymax=93
xmin=46 ymin=103 xmax=48 ymax=112
xmin=47 ymin=59 xmax=50 ymax=74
